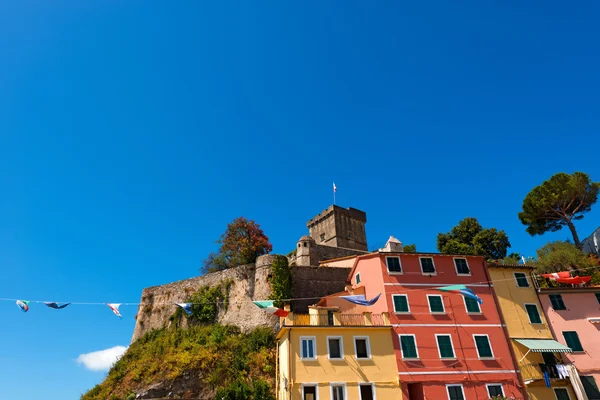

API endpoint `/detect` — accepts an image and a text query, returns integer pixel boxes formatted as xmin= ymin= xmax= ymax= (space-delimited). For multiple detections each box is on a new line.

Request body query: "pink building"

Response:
xmin=539 ymin=287 xmax=600 ymax=400
xmin=322 ymin=244 xmax=525 ymax=400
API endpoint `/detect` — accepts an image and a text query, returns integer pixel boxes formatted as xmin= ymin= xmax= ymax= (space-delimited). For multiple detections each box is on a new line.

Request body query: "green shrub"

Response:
xmin=81 ymin=325 xmax=276 ymax=400
xmin=270 ymin=255 xmax=292 ymax=308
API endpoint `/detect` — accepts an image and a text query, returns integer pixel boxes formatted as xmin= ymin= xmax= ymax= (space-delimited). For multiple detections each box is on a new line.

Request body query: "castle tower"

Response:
xmin=296 ymin=235 xmax=318 ymax=267
xmin=306 ymin=205 xmax=367 ymax=251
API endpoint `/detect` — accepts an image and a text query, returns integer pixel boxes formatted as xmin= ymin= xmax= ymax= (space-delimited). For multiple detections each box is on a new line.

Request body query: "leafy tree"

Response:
xmin=519 ymin=172 xmax=600 ymax=249
xmin=202 ymin=217 xmax=272 ymax=274
xmin=437 ymin=217 xmax=511 ymax=260
xmin=403 ymin=244 xmax=417 ymax=253
xmin=535 ymin=241 xmax=596 ymax=273
xmin=501 ymin=252 xmax=522 ymax=265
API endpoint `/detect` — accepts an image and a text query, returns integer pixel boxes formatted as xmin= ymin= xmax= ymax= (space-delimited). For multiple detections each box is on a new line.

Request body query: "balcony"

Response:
xmin=282 ymin=312 xmax=390 ymax=327
xmin=520 ymin=362 xmax=570 ymax=382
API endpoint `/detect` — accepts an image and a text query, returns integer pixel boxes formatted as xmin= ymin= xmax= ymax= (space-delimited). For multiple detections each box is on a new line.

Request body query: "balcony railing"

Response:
xmin=284 ymin=312 xmax=389 ymax=327
xmin=521 ymin=362 xmax=568 ymax=382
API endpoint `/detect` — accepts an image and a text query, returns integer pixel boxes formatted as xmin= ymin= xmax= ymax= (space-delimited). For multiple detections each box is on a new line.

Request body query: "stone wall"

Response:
xmin=290 ymin=266 xmax=352 ymax=312
xmin=131 ymin=257 xmax=278 ymax=342
xmin=131 ymin=255 xmax=352 ymax=342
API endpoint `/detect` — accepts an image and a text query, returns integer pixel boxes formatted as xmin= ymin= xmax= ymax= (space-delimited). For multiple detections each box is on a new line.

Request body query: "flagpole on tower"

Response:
xmin=333 ymin=182 xmax=337 ymax=205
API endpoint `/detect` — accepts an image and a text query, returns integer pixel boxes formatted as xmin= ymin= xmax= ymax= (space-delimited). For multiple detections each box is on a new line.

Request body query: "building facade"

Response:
xmin=539 ymin=287 xmax=600 ymax=400
xmin=488 ymin=264 xmax=577 ymax=400
xmin=277 ymin=306 xmax=402 ymax=400
xmin=345 ymin=250 xmax=524 ymax=400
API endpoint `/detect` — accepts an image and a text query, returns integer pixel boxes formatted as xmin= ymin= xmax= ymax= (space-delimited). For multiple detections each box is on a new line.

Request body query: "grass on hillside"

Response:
xmin=81 ymin=324 xmax=277 ymax=400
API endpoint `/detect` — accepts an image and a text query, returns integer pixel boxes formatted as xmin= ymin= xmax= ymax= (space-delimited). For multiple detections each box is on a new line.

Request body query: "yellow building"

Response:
xmin=277 ymin=306 xmax=402 ymax=400
xmin=488 ymin=264 xmax=577 ymax=400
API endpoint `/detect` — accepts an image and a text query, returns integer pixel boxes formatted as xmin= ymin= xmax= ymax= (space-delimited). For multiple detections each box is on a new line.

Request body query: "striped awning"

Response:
xmin=515 ymin=339 xmax=572 ymax=353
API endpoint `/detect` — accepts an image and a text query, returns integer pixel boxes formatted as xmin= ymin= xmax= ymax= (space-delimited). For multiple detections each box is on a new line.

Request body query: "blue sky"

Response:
xmin=1 ymin=1 xmax=599 ymax=398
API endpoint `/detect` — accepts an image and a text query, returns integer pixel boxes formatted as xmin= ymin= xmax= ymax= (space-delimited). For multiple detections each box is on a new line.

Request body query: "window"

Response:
xmin=386 ymin=257 xmax=402 ymax=273
xmin=356 ymin=273 xmax=361 ymax=285
xmin=436 ymin=334 xmax=455 ymax=359
xmin=354 ymin=337 xmax=370 ymax=359
xmin=464 ymin=296 xmax=481 ymax=313
xmin=358 ymin=384 xmax=374 ymax=400
xmin=563 ymin=331 xmax=584 ymax=352
xmin=327 ymin=337 xmax=342 ymax=359
xmin=550 ymin=294 xmax=567 ymax=310
xmin=474 ymin=335 xmax=494 ymax=359
xmin=446 ymin=384 xmax=465 ymax=400
xmin=554 ymin=388 xmax=571 ymax=400
xmin=454 ymin=258 xmax=470 ymax=275
xmin=320 ymin=233 xmax=325 ymax=242
xmin=487 ymin=384 xmax=504 ymax=397
xmin=393 ymin=295 xmax=410 ymax=313
xmin=514 ymin=272 xmax=530 ymax=287
xmin=300 ymin=337 xmax=316 ymax=360
xmin=525 ymin=304 xmax=542 ymax=324
xmin=420 ymin=257 xmax=436 ymax=274
xmin=331 ymin=384 xmax=346 ymax=400
xmin=595 ymin=293 xmax=600 ymax=305
xmin=428 ymin=295 xmax=445 ymax=313
xmin=581 ymin=376 xmax=600 ymax=399
xmin=302 ymin=384 xmax=317 ymax=400
xmin=399 ymin=334 xmax=419 ymax=359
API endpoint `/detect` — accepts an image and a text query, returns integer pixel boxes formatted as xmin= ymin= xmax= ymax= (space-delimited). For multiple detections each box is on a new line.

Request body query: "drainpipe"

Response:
xmin=482 ymin=260 xmax=529 ymax=400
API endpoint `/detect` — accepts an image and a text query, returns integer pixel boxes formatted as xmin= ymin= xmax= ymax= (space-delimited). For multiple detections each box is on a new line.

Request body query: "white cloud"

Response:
xmin=76 ymin=346 xmax=128 ymax=371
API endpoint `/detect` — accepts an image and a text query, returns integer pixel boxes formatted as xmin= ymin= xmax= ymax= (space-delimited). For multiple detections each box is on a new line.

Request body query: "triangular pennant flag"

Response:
xmin=176 ymin=303 xmax=193 ymax=315
xmin=435 ymin=285 xmax=483 ymax=305
xmin=16 ymin=300 xmax=30 ymax=313
xmin=340 ymin=293 xmax=382 ymax=306
xmin=44 ymin=302 xmax=71 ymax=309
xmin=107 ymin=303 xmax=122 ymax=318
xmin=435 ymin=284 xmax=467 ymax=291
xmin=252 ymin=301 xmax=289 ymax=317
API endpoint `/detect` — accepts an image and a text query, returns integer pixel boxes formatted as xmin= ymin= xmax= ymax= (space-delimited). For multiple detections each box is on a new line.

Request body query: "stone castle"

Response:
xmin=131 ymin=205 xmax=371 ymax=342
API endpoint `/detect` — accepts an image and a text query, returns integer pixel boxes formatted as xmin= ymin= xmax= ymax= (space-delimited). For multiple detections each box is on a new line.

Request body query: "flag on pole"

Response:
xmin=107 ymin=303 xmax=122 ymax=318
xmin=176 ymin=303 xmax=193 ymax=315
xmin=16 ymin=300 xmax=30 ymax=313
xmin=252 ymin=301 xmax=289 ymax=317
xmin=435 ymin=285 xmax=483 ymax=304
xmin=44 ymin=302 xmax=70 ymax=309
xmin=333 ymin=182 xmax=337 ymax=193
xmin=521 ymin=255 xmax=527 ymax=264
xmin=340 ymin=293 xmax=381 ymax=306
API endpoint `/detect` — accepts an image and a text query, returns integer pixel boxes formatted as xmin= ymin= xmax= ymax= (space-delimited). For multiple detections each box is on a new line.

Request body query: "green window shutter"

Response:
xmin=465 ymin=296 xmax=481 ymax=313
xmin=428 ymin=296 xmax=445 ymax=313
xmin=387 ymin=257 xmax=402 ymax=272
xmin=356 ymin=274 xmax=361 ymax=284
xmin=475 ymin=336 xmax=493 ymax=358
xmin=581 ymin=376 xmax=600 ymax=400
xmin=400 ymin=336 xmax=417 ymax=358
xmin=420 ymin=258 xmax=435 ymax=273
xmin=595 ymin=293 xmax=600 ymax=305
xmin=555 ymin=388 xmax=571 ymax=400
xmin=487 ymin=385 xmax=503 ymax=397
xmin=515 ymin=273 xmax=530 ymax=287
xmin=455 ymin=259 xmax=470 ymax=274
xmin=563 ymin=331 xmax=584 ymax=352
xmin=393 ymin=296 xmax=409 ymax=312
xmin=447 ymin=386 xmax=464 ymax=400
xmin=525 ymin=304 xmax=542 ymax=324
xmin=437 ymin=336 xmax=455 ymax=358
xmin=550 ymin=295 xmax=566 ymax=310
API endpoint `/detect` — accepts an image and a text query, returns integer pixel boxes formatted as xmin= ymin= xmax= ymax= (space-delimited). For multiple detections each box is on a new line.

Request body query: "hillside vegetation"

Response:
xmin=81 ymin=324 xmax=276 ymax=400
